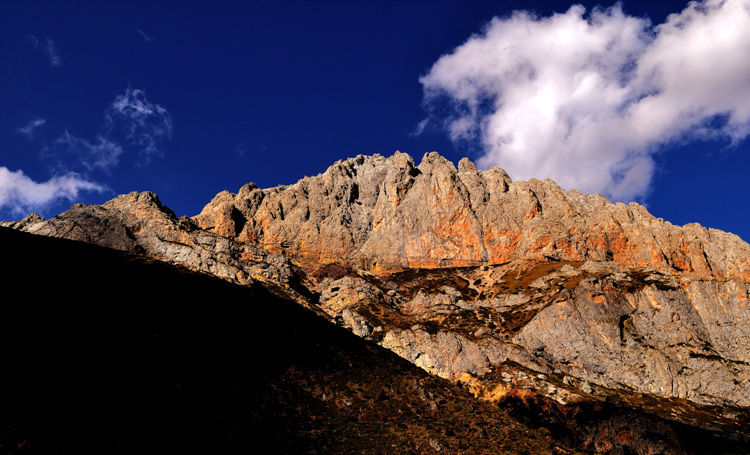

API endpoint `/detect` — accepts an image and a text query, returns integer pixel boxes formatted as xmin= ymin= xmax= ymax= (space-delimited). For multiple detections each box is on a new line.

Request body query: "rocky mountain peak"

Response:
xmin=6 ymin=150 xmax=750 ymax=452
xmin=193 ymin=151 xmax=750 ymax=282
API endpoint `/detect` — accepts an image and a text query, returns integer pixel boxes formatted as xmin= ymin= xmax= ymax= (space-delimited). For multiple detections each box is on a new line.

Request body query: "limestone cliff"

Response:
xmin=7 ymin=151 xmax=750 ymax=451
xmin=193 ymin=151 xmax=750 ymax=282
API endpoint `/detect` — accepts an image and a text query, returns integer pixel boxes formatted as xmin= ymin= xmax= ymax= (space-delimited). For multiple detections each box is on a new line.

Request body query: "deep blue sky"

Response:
xmin=2 ymin=0 xmax=749 ymax=243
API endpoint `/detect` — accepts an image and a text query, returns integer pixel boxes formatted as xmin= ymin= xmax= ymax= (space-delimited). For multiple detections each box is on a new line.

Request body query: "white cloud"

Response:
xmin=44 ymin=38 xmax=61 ymax=67
xmin=42 ymin=88 xmax=171 ymax=173
xmin=25 ymin=35 xmax=62 ymax=67
xmin=0 ymin=167 xmax=103 ymax=216
xmin=411 ymin=118 xmax=429 ymax=137
xmin=137 ymin=29 xmax=155 ymax=42
xmin=420 ymin=0 xmax=750 ymax=202
xmin=49 ymin=131 xmax=124 ymax=173
xmin=235 ymin=142 xmax=248 ymax=158
xmin=105 ymin=88 xmax=173 ymax=162
xmin=17 ymin=118 xmax=46 ymax=138
xmin=25 ymin=34 xmax=39 ymax=48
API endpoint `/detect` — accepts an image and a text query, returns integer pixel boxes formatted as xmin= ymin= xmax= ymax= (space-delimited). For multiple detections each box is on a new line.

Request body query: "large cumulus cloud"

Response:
xmin=420 ymin=0 xmax=750 ymax=201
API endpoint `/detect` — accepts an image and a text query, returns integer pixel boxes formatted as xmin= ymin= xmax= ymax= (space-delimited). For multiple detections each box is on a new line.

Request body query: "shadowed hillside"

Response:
xmin=0 ymin=226 xmax=577 ymax=454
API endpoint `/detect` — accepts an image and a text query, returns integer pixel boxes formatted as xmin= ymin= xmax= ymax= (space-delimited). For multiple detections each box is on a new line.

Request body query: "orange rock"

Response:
xmin=190 ymin=152 xmax=750 ymax=284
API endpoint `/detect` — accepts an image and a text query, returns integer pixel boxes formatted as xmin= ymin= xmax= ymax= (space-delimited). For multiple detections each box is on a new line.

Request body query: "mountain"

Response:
xmin=0 ymin=226 xmax=576 ymax=454
xmin=5 ymin=151 xmax=750 ymax=453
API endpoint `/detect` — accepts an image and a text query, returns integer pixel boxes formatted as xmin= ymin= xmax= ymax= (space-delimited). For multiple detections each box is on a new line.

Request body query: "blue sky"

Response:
xmin=2 ymin=0 xmax=750 ymax=242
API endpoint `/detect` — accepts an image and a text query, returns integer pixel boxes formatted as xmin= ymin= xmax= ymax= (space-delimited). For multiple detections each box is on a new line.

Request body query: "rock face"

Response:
xmin=194 ymin=151 xmax=750 ymax=282
xmin=8 ymin=151 xmax=750 ymax=448
xmin=190 ymin=151 xmax=750 ymax=406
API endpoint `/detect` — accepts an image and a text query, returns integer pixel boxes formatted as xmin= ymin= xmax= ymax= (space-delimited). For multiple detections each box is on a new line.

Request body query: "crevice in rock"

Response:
xmin=618 ymin=313 xmax=631 ymax=344
xmin=229 ymin=206 xmax=246 ymax=237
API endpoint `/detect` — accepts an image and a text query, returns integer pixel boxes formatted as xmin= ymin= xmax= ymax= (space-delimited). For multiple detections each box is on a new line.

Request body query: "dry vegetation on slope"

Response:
xmin=0 ymin=227 xmax=579 ymax=455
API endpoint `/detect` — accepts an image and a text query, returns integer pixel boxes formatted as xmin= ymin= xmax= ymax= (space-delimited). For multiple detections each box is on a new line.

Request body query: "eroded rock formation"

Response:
xmin=193 ymin=151 xmax=750 ymax=282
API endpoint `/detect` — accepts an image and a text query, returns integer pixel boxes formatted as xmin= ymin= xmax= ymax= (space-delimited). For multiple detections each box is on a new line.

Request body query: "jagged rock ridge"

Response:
xmin=6 ymin=151 xmax=750 ymax=452
xmin=194 ymin=151 xmax=750 ymax=282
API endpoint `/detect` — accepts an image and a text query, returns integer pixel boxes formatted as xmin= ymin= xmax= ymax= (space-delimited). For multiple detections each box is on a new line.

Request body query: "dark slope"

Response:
xmin=0 ymin=227 xmax=576 ymax=455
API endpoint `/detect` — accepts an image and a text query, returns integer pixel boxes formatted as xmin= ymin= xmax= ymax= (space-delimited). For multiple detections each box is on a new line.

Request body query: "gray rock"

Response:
xmin=381 ymin=328 xmax=492 ymax=381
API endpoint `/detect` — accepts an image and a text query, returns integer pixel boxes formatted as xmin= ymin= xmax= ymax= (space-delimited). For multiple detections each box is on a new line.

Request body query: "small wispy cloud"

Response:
xmin=43 ymin=87 xmax=172 ymax=174
xmin=25 ymin=34 xmax=40 ymax=50
xmin=3 ymin=88 xmax=172 ymax=217
xmin=44 ymin=38 xmax=61 ymax=67
xmin=137 ymin=29 xmax=155 ymax=43
xmin=235 ymin=143 xmax=270 ymax=159
xmin=25 ymin=35 xmax=62 ymax=67
xmin=47 ymin=131 xmax=124 ymax=173
xmin=420 ymin=0 xmax=750 ymax=202
xmin=0 ymin=167 xmax=104 ymax=216
xmin=235 ymin=142 xmax=248 ymax=158
xmin=105 ymin=88 xmax=173 ymax=163
xmin=17 ymin=118 xmax=46 ymax=138
xmin=411 ymin=118 xmax=429 ymax=137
